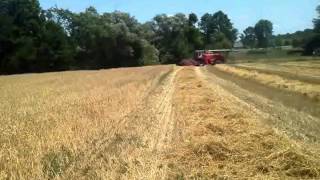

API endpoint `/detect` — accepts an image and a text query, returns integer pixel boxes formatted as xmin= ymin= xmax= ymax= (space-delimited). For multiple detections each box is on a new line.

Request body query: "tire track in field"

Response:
xmin=152 ymin=68 xmax=179 ymax=151
xmin=61 ymin=68 xmax=174 ymax=178
xmin=164 ymin=66 xmax=320 ymax=179
xmin=62 ymin=67 xmax=181 ymax=179
xmin=145 ymin=67 xmax=181 ymax=179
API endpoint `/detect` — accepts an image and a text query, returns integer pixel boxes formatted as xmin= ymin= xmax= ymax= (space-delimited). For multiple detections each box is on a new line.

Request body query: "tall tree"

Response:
xmin=314 ymin=5 xmax=320 ymax=33
xmin=0 ymin=0 xmax=74 ymax=74
xmin=151 ymin=14 xmax=188 ymax=63
xmin=254 ymin=20 xmax=273 ymax=48
xmin=0 ymin=0 xmax=42 ymax=73
xmin=149 ymin=13 xmax=204 ymax=63
xmin=240 ymin=26 xmax=257 ymax=48
xmin=199 ymin=13 xmax=212 ymax=44
xmin=211 ymin=11 xmax=238 ymax=43
xmin=199 ymin=11 xmax=237 ymax=49
xmin=188 ymin=13 xmax=198 ymax=26
xmin=49 ymin=7 xmax=147 ymax=68
xmin=187 ymin=13 xmax=203 ymax=50
xmin=304 ymin=5 xmax=320 ymax=55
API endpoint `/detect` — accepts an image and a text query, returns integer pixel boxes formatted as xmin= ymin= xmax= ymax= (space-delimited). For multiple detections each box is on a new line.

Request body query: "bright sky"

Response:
xmin=39 ymin=0 xmax=319 ymax=35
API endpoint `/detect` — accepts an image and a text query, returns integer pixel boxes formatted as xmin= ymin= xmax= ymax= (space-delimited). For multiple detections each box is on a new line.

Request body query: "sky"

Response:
xmin=39 ymin=0 xmax=319 ymax=35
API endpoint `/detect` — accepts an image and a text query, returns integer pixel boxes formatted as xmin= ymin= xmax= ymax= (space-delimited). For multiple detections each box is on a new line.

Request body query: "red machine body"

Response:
xmin=179 ymin=49 xmax=229 ymax=66
xmin=194 ymin=50 xmax=226 ymax=65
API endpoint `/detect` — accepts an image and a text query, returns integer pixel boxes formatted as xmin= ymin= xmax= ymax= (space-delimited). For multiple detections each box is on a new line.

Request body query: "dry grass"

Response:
xmin=236 ymin=60 xmax=320 ymax=80
xmin=215 ymin=63 xmax=320 ymax=101
xmin=1 ymin=65 xmax=319 ymax=179
xmin=0 ymin=66 xmax=173 ymax=179
xmin=164 ymin=67 xmax=320 ymax=179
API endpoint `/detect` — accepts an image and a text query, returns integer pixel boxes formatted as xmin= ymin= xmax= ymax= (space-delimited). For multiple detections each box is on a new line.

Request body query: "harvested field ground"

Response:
xmin=1 ymin=64 xmax=320 ymax=179
xmin=214 ymin=63 xmax=320 ymax=102
xmin=233 ymin=60 xmax=320 ymax=84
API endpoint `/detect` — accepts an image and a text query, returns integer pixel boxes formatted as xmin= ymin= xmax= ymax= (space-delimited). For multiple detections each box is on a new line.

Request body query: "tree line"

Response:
xmin=240 ymin=20 xmax=273 ymax=48
xmin=240 ymin=5 xmax=320 ymax=53
xmin=0 ymin=0 xmax=319 ymax=74
xmin=273 ymin=29 xmax=315 ymax=48
xmin=0 ymin=0 xmax=239 ymax=74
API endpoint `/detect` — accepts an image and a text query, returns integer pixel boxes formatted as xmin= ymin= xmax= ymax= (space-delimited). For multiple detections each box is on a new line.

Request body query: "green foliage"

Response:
xmin=0 ymin=1 xmax=246 ymax=74
xmin=304 ymin=5 xmax=320 ymax=55
xmin=188 ymin=13 xmax=198 ymax=26
xmin=150 ymin=13 xmax=203 ymax=64
xmin=4 ymin=1 xmax=304 ymax=74
xmin=210 ymin=32 xmax=232 ymax=49
xmin=241 ymin=22 xmax=315 ymax=49
xmin=304 ymin=34 xmax=320 ymax=55
xmin=241 ymin=26 xmax=257 ymax=48
xmin=139 ymin=40 xmax=159 ymax=65
xmin=314 ymin=5 xmax=320 ymax=33
xmin=254 ymin=20 xmax=273 ymax=48
xmin=46 ymin=8 xmax=154 ymax=68
xmin=199 ymin=11 xmax=237 ymax=48
xmin=274 ymin=38 xmax=283 ymax=47
xmin=265 ymin=29 xmax=315 ymax=48
xmin=0 ymin=0 xmax=74 ymax=74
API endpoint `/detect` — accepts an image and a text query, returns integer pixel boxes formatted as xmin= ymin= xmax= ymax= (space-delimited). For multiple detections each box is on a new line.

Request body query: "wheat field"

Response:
xmin=215 ymin=62 xmax=320 ymax=101
xmin=0 ymin=66 xmax=173 ymax=179
xmin=1 ymin=65 xmax=320 ymax=179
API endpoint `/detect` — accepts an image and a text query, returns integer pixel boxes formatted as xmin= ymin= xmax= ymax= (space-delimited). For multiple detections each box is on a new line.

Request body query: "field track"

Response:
xmin=64 ymin=66 xmax=320 ymax=179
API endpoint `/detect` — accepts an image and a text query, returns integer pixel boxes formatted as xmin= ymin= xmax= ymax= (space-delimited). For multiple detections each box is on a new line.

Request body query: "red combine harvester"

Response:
xmin=179 ymin=49 xmax=230 ymax=66
xmin=194 ymin=50 xmax=227 ymax=65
